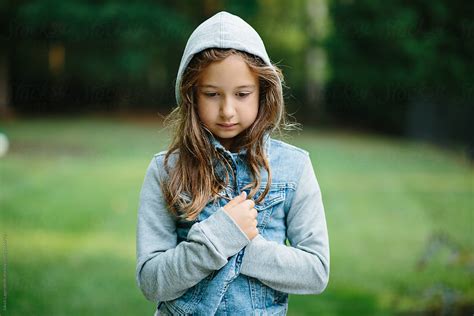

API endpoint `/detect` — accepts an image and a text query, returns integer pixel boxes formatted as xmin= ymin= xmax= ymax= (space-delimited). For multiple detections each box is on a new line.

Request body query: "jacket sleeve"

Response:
xmin=239 ymin=153 xmax=330 ymax=294
xmin=136 ymin=156 xmax=250 ymax=302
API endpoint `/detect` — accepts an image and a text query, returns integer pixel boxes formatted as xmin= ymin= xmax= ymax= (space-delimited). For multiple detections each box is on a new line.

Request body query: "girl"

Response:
xmin=136 ymin=11 xmax=329 ymax=316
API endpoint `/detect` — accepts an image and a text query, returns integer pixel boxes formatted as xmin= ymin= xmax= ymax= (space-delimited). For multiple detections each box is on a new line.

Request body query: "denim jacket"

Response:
xmin=135 ymin=134 xmax=330 ymax=315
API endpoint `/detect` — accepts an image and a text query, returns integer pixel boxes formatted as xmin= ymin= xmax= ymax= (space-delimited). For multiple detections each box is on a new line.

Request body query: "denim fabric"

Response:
xmin=136 ymin=133 xmax=330 ymax=315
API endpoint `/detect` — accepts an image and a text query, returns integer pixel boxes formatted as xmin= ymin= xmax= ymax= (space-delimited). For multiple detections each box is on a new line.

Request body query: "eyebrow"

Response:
xmin=198 ymin=84 xmax=256 ymax=89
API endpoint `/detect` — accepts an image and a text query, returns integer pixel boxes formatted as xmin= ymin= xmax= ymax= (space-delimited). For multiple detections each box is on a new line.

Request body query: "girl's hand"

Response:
xmin=223 ymin=191 xmax=259 ymax=240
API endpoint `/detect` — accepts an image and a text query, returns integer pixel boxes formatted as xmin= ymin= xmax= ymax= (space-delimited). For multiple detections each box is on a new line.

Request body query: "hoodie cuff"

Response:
xmin=198 ymin=207 xmax=250 ymax=259
xmin=239 ymin=234 xmax=266 ymax=275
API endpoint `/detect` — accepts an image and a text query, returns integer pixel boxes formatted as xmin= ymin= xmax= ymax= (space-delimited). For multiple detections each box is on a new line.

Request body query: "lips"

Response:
xmin=218 ymin=123 xmax=237 ymax=127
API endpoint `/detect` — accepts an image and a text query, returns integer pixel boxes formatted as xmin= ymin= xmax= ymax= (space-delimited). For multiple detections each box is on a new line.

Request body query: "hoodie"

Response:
xmin=174 ymin=11 xmax=282 ymax=106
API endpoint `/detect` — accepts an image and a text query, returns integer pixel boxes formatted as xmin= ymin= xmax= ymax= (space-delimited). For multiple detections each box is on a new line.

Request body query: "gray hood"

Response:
xmin=175 ymin=11 xmax=281 ymax=105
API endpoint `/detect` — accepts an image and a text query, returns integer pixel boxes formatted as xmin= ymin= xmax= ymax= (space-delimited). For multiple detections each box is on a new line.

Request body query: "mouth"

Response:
xmin=218 ymin=123 xmax=238 ymax=128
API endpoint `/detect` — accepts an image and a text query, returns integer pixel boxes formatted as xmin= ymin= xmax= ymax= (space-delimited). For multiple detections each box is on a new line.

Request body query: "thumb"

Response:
xmin=225 ymin=191 xmax=247 ymax=208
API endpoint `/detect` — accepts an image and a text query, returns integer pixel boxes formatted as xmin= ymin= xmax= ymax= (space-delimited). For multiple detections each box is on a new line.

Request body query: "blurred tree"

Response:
xmin=325 ymin=0 xmax=473 ymax=146
xmin=304 ymin=0 xmax=329 ymax=123
xmin=0 ymin=0 xmax=12 ymax=118
xmin=3 ymin=0 xmax=195 ymax=114
xmin=252 ymin=0 xmax=321 ymax=122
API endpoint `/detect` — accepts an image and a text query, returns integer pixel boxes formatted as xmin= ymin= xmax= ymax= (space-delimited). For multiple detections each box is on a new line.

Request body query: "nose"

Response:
xmin=219 ymin=96 xmax=236 ymax=119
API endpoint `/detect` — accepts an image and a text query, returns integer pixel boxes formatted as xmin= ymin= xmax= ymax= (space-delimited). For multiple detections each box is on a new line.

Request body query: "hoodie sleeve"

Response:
xmin=239 ymin=154 xmax=330 ymax=294
xmin=135 ymin=155 xmax=250 ymax=302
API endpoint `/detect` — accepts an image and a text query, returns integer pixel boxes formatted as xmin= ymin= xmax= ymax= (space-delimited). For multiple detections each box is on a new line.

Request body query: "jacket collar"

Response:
xmin=206 ymin=131 xmax=271 ymax=159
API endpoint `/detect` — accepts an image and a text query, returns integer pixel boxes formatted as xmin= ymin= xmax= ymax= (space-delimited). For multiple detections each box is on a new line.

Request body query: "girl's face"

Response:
xmin=196 ymin=54 xmax=259 ymax=150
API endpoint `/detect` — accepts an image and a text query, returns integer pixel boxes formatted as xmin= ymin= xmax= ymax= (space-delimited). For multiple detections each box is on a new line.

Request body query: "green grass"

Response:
xmin=1 ymin=116 xmax=473 ymax=315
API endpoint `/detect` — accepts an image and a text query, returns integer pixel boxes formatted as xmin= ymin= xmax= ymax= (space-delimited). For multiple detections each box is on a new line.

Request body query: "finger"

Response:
xmin=243 ymin=199 xmax=255 ymax=209
xmin=225 ymin=191 xmax=247 ymax=209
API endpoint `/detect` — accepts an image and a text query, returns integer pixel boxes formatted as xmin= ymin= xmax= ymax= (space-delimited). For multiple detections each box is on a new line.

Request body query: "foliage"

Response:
xmin=325 ymin=0 xmax=474 ymax=142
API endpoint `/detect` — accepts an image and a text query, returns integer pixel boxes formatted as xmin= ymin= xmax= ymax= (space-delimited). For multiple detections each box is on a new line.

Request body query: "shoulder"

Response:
xmin=152 ymin=149 xmax=179 ymax=164
xmin=143 ymin=150 xmax=180 ymax=179
xmin=269 ymin=138 xmax=309 ymax=160
xmin=268 ymin=138 xmax=313 ymax=184
xmin=153 ymin=149 xmax=177 ymax=158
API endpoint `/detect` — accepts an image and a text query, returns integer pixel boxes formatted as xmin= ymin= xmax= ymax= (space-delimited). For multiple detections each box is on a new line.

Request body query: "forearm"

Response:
xmin=239 ymin=234 xmax=329 ymax=294
xmin=137 ymin=207 xmax=250 ymax=302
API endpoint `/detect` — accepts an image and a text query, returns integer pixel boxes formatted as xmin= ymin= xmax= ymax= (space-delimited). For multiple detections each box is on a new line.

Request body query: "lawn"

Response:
xmin=1 ymin=116 xmax=472 ymax=315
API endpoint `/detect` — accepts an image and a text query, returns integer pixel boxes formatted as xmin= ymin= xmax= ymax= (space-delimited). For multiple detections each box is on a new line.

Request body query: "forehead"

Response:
xmin=198 ymin=54 xmax=258 ymax=88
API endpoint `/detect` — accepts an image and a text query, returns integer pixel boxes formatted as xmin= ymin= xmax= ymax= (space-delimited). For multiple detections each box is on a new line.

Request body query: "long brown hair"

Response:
xmin=161 ymin=48 xmax=299 ymax=221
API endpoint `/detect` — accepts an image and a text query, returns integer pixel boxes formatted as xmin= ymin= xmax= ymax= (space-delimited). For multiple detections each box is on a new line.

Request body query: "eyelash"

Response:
xmin=203 ymin=92 xmax=251 ymax=98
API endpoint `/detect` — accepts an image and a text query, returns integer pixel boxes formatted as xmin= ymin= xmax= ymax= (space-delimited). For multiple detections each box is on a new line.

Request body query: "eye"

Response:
xmin=203 ymin=92 xmax=219 ymax=98
xmin=236 ymin=92 xmax=251 ymax=98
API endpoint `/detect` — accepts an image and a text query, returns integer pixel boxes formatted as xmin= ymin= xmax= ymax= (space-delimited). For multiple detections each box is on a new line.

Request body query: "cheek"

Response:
xmin=196 ymin=98 xmax=205 ymax=117
xmin=196 ymin=101 xmax=213 ymax=123
xmin=250 ymin=106 xmax=259 ymax=122
xmin=249 ymin=96 xmax=260 ymax=120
